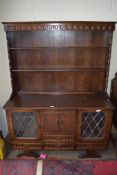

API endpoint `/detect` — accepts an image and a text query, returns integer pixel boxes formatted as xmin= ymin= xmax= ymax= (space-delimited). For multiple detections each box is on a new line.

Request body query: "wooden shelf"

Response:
xmin=4 ymin=93 xmax=113 ymax=109
xmin=9 ymin=46 xmax=109 ymax=50
xmin=11 ymin=68 xmax=107 ymax=72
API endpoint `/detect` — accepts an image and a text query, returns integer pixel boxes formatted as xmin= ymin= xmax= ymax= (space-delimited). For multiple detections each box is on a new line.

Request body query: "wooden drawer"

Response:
xmin=43 ymin=143 xmax=75 ymax=150
xmin=43 ymin=134 xmax=75 ymax=142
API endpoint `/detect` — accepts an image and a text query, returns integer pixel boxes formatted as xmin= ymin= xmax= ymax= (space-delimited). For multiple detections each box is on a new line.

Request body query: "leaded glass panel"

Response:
xmin=12 ymin=112 xmax=38 ymax=138
xmin=81 ymin=112 xmax=106 ymax=138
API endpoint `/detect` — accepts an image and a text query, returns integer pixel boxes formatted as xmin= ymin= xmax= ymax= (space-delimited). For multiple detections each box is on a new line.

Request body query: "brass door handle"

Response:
xmin=56 ymin=121 xmax=64 ymax=125
xmin=56 ymin=121 xmax=60 ymax=124
xmin=60 ymin=121 xmax=64 ymax=124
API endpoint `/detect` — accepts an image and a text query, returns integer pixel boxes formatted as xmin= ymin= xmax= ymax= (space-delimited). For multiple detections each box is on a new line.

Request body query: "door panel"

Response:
xmin=7 ymin=109 xmax=41 ymax=140
xmin=81 ymin=111 xmax=105 ymax=138
xmin=59 ymin=111 xmax=76 ymax=133
xmin=42 ymin=110 xmax=60 ymax=133
xmin=12 ymin=111 xmax=38 ymax=138
xmin=77 ymin=109 xmax=112 ymax=143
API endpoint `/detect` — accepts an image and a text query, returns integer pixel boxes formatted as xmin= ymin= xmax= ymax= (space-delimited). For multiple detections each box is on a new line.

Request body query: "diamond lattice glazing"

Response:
xmin=81 ymin=112 xmax=105 ymax=138
xmin=12 ymin=112 xmax=38 ymax=138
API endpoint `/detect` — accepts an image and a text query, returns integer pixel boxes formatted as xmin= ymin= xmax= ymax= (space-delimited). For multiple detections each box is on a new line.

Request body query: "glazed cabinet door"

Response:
xmin=77 ymin=109 xmax=112 ymax=143
xmin=6 ymin=109 xmax=41 ymax=150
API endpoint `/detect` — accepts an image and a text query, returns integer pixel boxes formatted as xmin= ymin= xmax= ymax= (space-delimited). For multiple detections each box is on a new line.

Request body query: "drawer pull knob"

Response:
xmin=56 ymin=121 xmax=60 ymax=124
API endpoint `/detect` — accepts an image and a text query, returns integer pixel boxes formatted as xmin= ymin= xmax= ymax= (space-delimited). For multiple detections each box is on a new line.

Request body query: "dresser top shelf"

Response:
xmin=4 ymin=93 xmax=113 ymax=109
xmin=3 ymin=22 xmax=115 ymax=111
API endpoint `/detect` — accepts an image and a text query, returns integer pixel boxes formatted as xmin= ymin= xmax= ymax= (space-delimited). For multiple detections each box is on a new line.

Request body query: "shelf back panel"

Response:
xmin=3 ymin=22 xmax=115 ymax=94
xmin=9 ymin=48 xmax=108 ymax=69
xmin=12 ymin=71 xmax=105 ymax=93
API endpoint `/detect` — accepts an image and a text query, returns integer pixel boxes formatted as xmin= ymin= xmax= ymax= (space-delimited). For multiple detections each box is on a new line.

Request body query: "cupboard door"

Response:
xmin=7 ymin=109 xmax=40 ymax=140
xmin=59 ymin=111 xmax=76 ymax=134
xmin=78 ymin=109 xmax=112 ymax=143
xmin=42 ymin=110 xmax=60 ymax=133
xmin=42 ymin=110 xmax=76 ymax=134
xmin=42 ymin=110 xmax=76 ymax=150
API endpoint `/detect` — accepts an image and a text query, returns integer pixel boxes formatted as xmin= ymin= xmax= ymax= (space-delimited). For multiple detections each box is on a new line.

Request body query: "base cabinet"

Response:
xmin=6 ymin=108 xmax=112 ymax=151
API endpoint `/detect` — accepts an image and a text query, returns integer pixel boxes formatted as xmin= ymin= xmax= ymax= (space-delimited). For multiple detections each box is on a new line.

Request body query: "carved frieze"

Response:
xmin=3 ymin=22 xmax=115 ymax=31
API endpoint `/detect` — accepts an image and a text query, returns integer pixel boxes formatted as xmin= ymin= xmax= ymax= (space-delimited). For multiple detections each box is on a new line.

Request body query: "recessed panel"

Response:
xmin=12 ymin=112 xmax=38 ymax=138
xmin=8 ymin=31 xmax=111 ymax=48
xmin=12 ymin=71 xmax=105 ymax=92
xmin=10 ymin=48 xmax=108 ymax=69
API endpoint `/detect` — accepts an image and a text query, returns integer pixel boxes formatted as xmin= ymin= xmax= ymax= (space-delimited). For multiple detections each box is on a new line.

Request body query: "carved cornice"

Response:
xmin=3 ymin=22 xmax=115 ymax=31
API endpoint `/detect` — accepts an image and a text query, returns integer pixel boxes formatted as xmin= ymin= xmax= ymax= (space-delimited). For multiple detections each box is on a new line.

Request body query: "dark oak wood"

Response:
xmin=4 ymin=93 xmax=113 ymax=109
xmin=110 ymin=73 xmax=117 ymax=157
xmin=7 ymin=31 xmax=111 ymax=48
xmin=110 ymin=73 xmax=117 ymax=128
xmin=3 ymin=22 xmax=115 ymax=32
xmin=42 ymin=110 xmax=76 ymax=134
xmin=9 ymin=48 xmax=108 ymax=69
xmin=11 ymin=71 xmax=106 ymax=93
xmin=3 ymin=22 xmax=115 ymax=156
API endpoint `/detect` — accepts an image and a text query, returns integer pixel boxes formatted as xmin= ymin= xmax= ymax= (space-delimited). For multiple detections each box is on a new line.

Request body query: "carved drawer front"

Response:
xmin=43 ymin=134 xmax=75 ymax=142
xmin=12 ymin=142 xmax=41 ymax=150
xmin=42 ymin=110 xmax=76 ymax=134
xmin=43 ymin=134 xmax=75 ymax=150
xmin=43 ymin=143 xmax=74 ymax=150
xmin=78 ymin=109 xmax=112 ymax=142
xmin=76 ymin=143 xmax=106 ymax=150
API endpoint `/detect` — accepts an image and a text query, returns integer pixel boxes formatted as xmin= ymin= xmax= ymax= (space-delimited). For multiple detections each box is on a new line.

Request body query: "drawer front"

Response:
xmin=43 ymin=143 xmax=75 ymax=150
xmin=43 ymin=134 xmax=75 ymax=142
xmin=12 ymin=142 xmax=42 ymax=150
xmin=76 ymin=143 xmax=107 ymax=150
